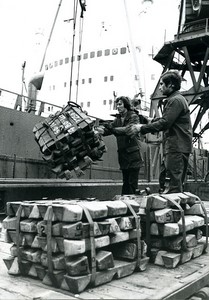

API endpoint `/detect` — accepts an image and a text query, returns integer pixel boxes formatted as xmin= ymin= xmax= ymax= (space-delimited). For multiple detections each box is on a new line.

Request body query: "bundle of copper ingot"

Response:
xmin=33 ymin=102 xmax=107 ymax=179
xmin=2 ymin=195 xmax=149 ymax=294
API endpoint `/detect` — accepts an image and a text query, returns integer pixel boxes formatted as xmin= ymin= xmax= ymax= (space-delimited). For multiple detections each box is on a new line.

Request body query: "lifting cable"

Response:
xmin=68 ymin=0 xmax=86 ymax=103
xmin=75 ymin=15 xmax=85 ymax=103
xmin=68 ymin=0 xmax=79 ymax=102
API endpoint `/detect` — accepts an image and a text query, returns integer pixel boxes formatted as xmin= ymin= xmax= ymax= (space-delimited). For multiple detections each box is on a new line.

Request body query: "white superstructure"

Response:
xmin=27 ymin=0 xmax=178 ymax=120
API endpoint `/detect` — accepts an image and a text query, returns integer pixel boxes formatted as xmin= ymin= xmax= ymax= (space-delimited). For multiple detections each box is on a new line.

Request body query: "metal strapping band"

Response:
xmin=146 ymin=196 xmax=187 ymax=253
xmin=46 ymin=205 xmax=59 ymax=287
xmin=195 ymin=198 xmax=208 ymax=252
xmin=122 ymin=200 xmax=141 ymax=269
xmin=64 ymin=103 xmax=92 ymax=156
xmin=77 ymin=202 xmax=96 ymax=285
xmin=145 ymin=197 xmax=152 ymax=257
xmin=164 ymin=198 xmax=187 ymax=251
xmin=62 ymin=105 xmax=92 ymax=157
xmin=16 ymin=204 xmax=23 ymax=267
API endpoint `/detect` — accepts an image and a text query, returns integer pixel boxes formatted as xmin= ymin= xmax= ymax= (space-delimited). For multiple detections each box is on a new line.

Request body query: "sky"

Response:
xmin=0 ymin=0 xmax=61 ymax=94
xmin=0 ymin=0 xmax=180 ymax=95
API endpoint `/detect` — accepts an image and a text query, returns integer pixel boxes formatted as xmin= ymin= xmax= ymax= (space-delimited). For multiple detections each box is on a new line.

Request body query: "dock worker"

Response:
xmin=126 ymin=70 xmax=193 ymax=193
xmin=96 ymin=96 xmax=144 ymax=195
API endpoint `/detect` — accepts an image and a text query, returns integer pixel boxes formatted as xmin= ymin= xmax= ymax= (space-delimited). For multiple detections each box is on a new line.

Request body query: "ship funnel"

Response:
xmin=142 ymin=0 xmax=153 ymax=3
xmin=27 ymin=72 xmax=44 ymax=113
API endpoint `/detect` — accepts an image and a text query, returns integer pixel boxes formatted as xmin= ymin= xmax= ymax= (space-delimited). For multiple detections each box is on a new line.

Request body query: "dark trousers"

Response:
xmin=121 ymin=168 xmax=140 ymax=195
xmin=159 ymin=152 xmax=190 ymax=193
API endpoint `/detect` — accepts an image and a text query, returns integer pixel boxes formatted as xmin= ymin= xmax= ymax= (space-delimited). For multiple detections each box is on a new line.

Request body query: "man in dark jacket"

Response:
xmin=97 ymin=96 xmax=144 ymax=195
xmin=126 ymin=70 xmax=193 ymax=193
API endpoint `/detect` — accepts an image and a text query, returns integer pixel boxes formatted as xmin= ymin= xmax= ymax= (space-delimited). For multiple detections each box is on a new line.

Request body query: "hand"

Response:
xmin=126 ymin=124 xmax=142 ymax=137
xmin=95 ymin=126 xmax=105 ymax=135
xmin=104 ymin=122 xmax=113 ymax=131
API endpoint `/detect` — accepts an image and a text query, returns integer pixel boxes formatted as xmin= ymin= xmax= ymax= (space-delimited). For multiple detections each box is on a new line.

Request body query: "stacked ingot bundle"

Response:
xmin=2 ymin=196 xmax=149 ymax=294
xmin=33 ymin=102 xmax=107 ymax=179
xmin=138 ymin=191 xmax=209 ymax=268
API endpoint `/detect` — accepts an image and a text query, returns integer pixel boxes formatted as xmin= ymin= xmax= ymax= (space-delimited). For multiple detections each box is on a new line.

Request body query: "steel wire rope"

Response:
xmin=75 ymin=15 xmax=85 ymax=103
xmin=39 ymin=0 xmax=63 ymax=73
xmin=69 ymin=0 xmax=79 ymax=102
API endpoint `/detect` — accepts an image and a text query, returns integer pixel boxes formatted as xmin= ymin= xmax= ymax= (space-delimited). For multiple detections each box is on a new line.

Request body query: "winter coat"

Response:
xmin=140 ymin=91 xmax=193 ymax=154
xmin=103 ymin=110 xmax=144 ymax=170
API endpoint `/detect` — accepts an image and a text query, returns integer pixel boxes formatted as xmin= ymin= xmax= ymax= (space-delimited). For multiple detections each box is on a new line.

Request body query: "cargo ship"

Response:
xmin=0 ymin=0 xmax=208 ymax=184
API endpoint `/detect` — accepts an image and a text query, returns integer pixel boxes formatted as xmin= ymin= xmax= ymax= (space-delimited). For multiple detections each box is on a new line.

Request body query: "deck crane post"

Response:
xmin=147 ymin=0 xmax=209 ymax=180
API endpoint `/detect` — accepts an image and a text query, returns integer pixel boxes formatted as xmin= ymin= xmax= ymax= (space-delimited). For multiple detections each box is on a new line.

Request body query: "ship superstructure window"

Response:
xmin=64 ymin=82 xmax=67 ymax=87
xmin=65 ymin=57 xmax=69 ymax=64
xmin=45 ymin=65 xmax=48 ymax=70
xmin=120 ymin=47 xmax=126 ymax=54
xmin=103 ymin=100 xmax=106 ymax=105
xmin=109 ymin=99 xmax=112 ymax=105
xmin=54 ymin=61 xmax=58 ymax=67
xmin=59 ymin=59 xmax=63 ymax=65
xmin=49 ymin=63 xmax=53 ymax=69
xmin=88 ymin=78 xmax=92 ymax=83
xmin=82 ymin=79 xmax=85 ymax=84
xmin=77 ymin=55 xmax=81 ymax=61
xmin=87 ymin=101 xmax=90 ymax=107
xmin=110 ymin=76 xmax=114 ymax=81
xmin=104 ymin=76 xmax=108 ymax=82
xmin=71 ymin=56 xmax=75 ymax=62
xmin=97 ymin=50 xmax=102 ymax=57
xmin=90 ymin=51 xmax=95 ymax=58
xmin=80 ymin=102 xmax=84 ymax=107
xmin=105 ymin=49 xmax=110 ymax=56
xmin=112 ymin=48 xmax=118 ymax=55
xmin=83 ymin=53 xmax=88 ymax=59
xmin=53 ymin=85 xmax=55 ymax=90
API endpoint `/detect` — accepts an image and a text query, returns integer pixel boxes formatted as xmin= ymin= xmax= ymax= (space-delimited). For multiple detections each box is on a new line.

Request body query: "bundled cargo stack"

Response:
xmin=33 ymin=101 xmax=107 ymax=179
xmin=138 ymin=191 xmax=209 ymax=269
xmin=2 ymin=197 xmax=149 ymax=294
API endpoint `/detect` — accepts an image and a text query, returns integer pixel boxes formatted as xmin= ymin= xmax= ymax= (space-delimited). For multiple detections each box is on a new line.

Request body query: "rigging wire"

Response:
xmin=39 ymin=0 xmax=63 ymax=73
xmin=75 ymin=12 xmax=85 ymax=103
xmin=68 ymin=0 xmax=79 ymax=102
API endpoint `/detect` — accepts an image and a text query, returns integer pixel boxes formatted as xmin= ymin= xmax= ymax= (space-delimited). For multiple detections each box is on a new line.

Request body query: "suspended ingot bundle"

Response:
xmin=33 ymin=101 xmax=107 ymax=179
xmin=2 ymin=196 xmax=149 ymax=294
